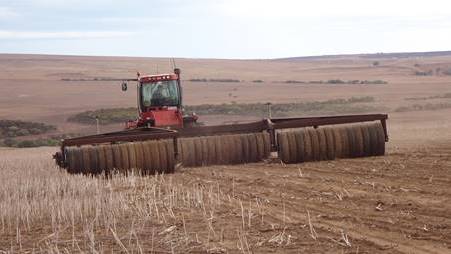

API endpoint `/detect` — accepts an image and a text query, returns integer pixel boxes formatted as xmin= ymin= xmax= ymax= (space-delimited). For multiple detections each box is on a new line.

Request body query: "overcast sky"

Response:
xmin=1 ymin=0 xmax=451 ymax=59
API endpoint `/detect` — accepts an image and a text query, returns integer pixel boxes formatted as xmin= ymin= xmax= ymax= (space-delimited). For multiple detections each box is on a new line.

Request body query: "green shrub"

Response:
xmin=308 ymin=81 xmax=323 ymax=84
xmin=188 ymin=78 xmax=208 ymax=82
xmin=0 ymin=137 xmax=62 ymax=148
xmin=209 ymin=78 xmax=240 ymax=83
xmin=3 ymin=138 xmax=17 ymax=147
xmin=395 ymin=103 xmax=451 ymax=112
xmin=68 ymin=96 xmax=380 ymax=125
xmin=280 ymin=80 xmax=387 ymax=85
xmin=17 ymin=140 xmax=37 ymax=148
xmin=284 ymin=80 xmax=305 ymax=84
xmin=405 ymin=93 xmax=451 ymax=101
xmin=415 ymin=70 xmax=433 ymax=76
xmin=327 ymin=79 xmax=346 ymax=84
xmin=184 ymin=97 xmax=378 ymax=116
xmin=0 ymin=120 xmax=56 ymax=138
xmin=442 ymin=69 xmax=451 ymax=76
xmin=347 ymin=96 xmax=375 ymax=103
xmin=362 ymin=80 xmax=387 ymax=84
xmin=188 ymin=78 xmax=240 ymax=83
xmin=68 ymin=107 xmax=137 ymax=125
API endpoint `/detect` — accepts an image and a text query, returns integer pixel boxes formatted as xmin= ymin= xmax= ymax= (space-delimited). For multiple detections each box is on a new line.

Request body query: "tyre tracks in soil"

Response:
xmin=183 ymin=149 xmax=451 ymax=253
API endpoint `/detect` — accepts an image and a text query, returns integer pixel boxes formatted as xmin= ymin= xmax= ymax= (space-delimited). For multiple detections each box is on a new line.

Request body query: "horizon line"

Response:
xmin=1 ymin=49 xmax=451 ymax=61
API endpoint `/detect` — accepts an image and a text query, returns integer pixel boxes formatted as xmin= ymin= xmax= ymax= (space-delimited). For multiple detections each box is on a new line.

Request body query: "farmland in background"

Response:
xmin=2 ymin=52 xmax=451 ymax=136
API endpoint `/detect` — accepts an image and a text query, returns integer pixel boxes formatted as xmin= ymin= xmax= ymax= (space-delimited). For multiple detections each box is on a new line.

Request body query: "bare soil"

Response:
xmin=175 ymin=144 xmax=451 ymax=253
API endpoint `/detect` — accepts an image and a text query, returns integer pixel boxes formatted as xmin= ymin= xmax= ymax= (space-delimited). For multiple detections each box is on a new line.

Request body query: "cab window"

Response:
xmin=141 ymin=80 xmax=180 ymax=107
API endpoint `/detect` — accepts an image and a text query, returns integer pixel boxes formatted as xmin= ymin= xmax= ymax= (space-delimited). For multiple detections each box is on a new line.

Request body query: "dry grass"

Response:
xmin=1 ymin=146 xmax=374 ymax=253
xmin=0 ymin=147 xmax=280 ymax=253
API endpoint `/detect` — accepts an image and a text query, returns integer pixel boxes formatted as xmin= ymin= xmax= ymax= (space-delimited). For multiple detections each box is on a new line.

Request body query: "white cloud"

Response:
xmin=217 ymin=0 xmax=451 ymax=18
xmin=0 ymin=7 xmax=19 ymax=19
xmin=0 ymin=30 xmax=134 ymax=39
xmin=27 ymin=0 xmax=111 ymax=7
xmin=96 ymin=16 xmax=177 ymax=24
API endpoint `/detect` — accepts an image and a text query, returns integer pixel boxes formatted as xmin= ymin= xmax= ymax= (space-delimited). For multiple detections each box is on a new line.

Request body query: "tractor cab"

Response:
xmin=123 ymin=69 xmax=198 ymax=129
xmin=139 ymin=74 xmax=181 ymax=110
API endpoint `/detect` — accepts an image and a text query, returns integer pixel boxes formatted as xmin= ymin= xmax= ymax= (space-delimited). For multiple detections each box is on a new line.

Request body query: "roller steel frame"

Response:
xmin=54 ymin=113 xmax=388 ymax=169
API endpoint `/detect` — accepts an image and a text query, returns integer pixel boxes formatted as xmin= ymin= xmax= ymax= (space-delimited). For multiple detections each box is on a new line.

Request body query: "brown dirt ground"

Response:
xmin=175 ymin=145 xmax=451 ymax=253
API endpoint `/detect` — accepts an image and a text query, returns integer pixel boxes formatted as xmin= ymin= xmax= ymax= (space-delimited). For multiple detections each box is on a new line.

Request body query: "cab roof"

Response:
xmin=139 ymin=74 xmax=178 ymax=83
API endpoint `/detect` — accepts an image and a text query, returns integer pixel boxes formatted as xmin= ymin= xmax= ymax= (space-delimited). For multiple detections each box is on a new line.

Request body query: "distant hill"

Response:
xmin=276 ymin=50 xmax=451 ymax=61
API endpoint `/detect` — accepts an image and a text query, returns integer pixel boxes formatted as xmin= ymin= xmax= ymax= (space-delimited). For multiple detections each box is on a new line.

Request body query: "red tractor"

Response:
xmin=122 ymin=68 xmax=198 ymax=129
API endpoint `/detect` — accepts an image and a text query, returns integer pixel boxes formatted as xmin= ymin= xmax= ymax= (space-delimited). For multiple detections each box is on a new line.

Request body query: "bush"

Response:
xmin=188 ymin=78 xmax=240 ymax=83
xmin=442 ymin=69 xmax=451 ymax=76
xmin=405 ymin=93 xmax=451 ymax=101
xmin=415 ymin=70 xmax=433 ymax=76
xmin=185 ymin=96 xmax=378 ymax=117
xmin=327 ymin=79 xmax=346 ymax=84
xmin=347 ymin=96 xmax=375 ymax=103
xmin=209 ymin=78 xmax=240 ymax=83
xmin=284 ymin=80 xmax=305 ymax=84
xmin=308 ymin=81 xmax=323 ymax=84
xmin=188 ymin=78 xmax=208 ymax=82
xmin=68 ymin=96 xmax=380 ymax=125
xmin=0 ymin=120 xmax=56 ymax=138
xmin=363 ymin=80 xmax=387 ymax=84
xmin=68 ymin=108 xmax=137 ymax=125
xmin=281 ymin=80 xmax=387 ymax=85
xmin=395 ymin=103 xmax=451 ymax=112
xmin=17 ymin=129 xmax=30 ymax=136
xmin=3 ymin=138 xmax=17 ymax=147
xmin=17 ymin=140 xmax=37 ymax=148
xmin=0 ymin=137 xmax=62 ymax=148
